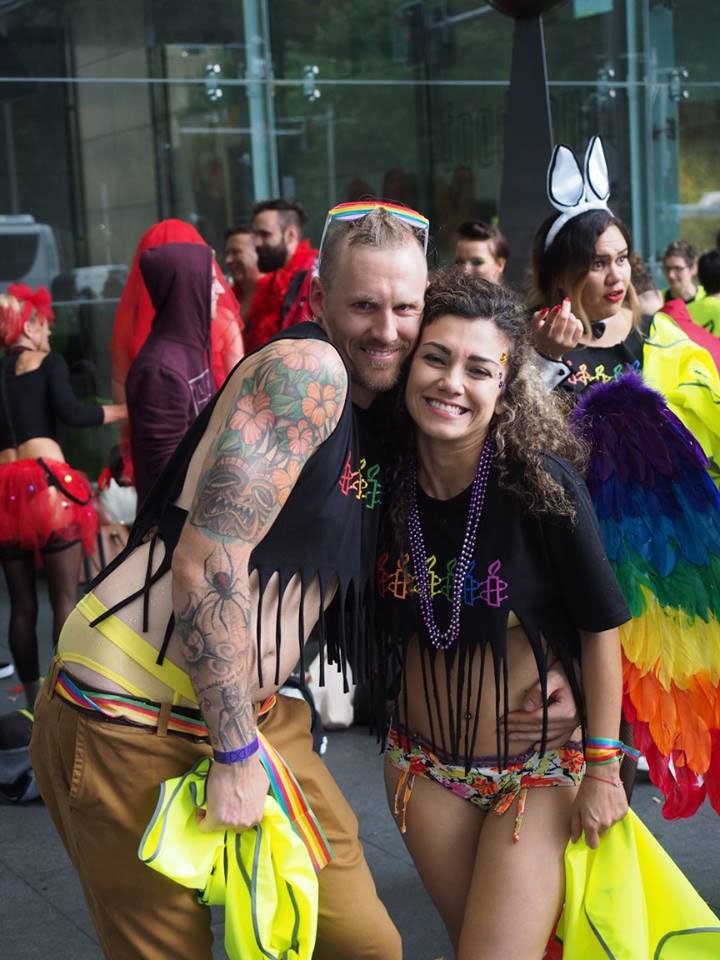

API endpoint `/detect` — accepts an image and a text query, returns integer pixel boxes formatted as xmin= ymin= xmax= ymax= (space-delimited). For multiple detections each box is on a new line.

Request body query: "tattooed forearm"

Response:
xmin=174 ymin=339 xmax=347 ymax=750
xmin=175 ymin=545 xmax=255 ymax=751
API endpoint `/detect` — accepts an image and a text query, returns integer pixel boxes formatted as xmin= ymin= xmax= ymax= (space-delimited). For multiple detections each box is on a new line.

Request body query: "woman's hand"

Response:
xmin=570 ymin=766 xmax=628 ymax=849
xmin=102 ymin=403 xmax=128 ymax=424
xmin=532 ymin=299 xmax=584 ymax=361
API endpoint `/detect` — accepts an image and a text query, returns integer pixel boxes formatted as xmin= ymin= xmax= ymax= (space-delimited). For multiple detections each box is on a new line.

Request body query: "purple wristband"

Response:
xmin=212 ymin=736 xmax=259 ymax=765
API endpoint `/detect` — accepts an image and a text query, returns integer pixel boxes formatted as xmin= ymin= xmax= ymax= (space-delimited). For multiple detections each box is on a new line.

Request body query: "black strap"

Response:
xmin=156 ymin=613 xmax=175 ymax=666
xmin=280 ymin=270 xmax=308 ymax=325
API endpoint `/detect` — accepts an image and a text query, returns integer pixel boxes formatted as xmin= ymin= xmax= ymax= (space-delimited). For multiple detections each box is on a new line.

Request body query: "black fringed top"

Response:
xmin=376 ymin=453 xmax=629 ymax=768
xmin=88 ymin=322 xmax=385 ymax=691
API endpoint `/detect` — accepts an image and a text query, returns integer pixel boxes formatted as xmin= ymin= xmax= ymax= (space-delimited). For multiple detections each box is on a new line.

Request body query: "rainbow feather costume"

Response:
xmin=573 ymin=372 xmax=720 ymax=818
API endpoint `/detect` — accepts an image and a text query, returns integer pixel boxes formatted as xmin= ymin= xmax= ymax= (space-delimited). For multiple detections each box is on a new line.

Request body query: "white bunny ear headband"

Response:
xmin=544 ymin=136 xmax=612 ymax=251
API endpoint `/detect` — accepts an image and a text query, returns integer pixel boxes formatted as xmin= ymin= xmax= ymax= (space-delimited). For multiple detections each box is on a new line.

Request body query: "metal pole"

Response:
xmin=625 ymin=0 xmax=643 ymax=254
xmin=2 ymin=101 xmax=21 ymax=214
xmin=498 ymin=16 xmax=553 ymax=287
xmin=242 ymin=0 xmax=279 ymax=200
xmin=326 ymin=102 xmax=336 ymax=207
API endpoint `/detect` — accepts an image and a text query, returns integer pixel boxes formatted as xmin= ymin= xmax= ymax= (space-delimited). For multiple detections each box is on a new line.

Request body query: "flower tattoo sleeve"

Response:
xmin=172 ymin=339 xmax=347 ymax=752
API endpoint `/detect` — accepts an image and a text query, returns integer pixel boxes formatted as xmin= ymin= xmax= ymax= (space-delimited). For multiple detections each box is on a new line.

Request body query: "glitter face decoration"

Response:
xmin=498 ymin=352 xmax=507 ymax=390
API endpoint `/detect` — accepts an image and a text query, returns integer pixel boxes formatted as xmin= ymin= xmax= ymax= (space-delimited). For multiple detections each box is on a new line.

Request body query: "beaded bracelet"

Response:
xmin=213 ymin=736 xmax=259 ymax=765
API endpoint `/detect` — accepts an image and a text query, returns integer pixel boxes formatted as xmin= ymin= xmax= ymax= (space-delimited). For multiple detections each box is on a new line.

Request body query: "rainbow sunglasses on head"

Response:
xmin=318 ymin=200 xmax=430 ymax=259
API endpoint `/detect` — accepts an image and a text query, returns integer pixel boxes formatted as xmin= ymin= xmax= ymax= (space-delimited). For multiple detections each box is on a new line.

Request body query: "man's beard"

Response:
xmin=257 ymin=241 xmax=288 ymax=273
xmin=349 ymin=341 xmax=409 ymax=394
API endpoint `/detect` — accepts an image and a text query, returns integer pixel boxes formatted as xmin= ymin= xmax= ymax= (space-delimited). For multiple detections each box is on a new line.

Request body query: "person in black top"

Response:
xmin=30 ymin=205 xmax=430 ymax=960
xmin=379 ymin=272 xmax=630 ymax=958
xmin=29 ymin=204 xmax=581 ymax=959
xmin=528 ymin=187 xmax=720 ymax=483
xmin=0 ymin=284 xmax=125 ymax=707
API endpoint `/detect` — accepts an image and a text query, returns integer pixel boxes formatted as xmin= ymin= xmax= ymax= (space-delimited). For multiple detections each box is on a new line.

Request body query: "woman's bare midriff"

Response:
xmin=401 ymin=625 xmax=574 ymax=758
xmin=0 ymin=438 xmax=65 ymax=463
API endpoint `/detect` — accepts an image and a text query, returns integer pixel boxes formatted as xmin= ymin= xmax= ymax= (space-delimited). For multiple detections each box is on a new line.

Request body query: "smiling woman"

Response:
xmin=377 ymin=270 xmax=630 ymax=960
xmin=406 ymin=318 xmax=510 ymax=466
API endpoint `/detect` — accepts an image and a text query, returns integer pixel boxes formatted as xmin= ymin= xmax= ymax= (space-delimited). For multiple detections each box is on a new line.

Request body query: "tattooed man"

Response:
xmin=29 ymin=207 xmax=426 ymax=960
xmin=30 ymin=205 xmax=578 ymax=958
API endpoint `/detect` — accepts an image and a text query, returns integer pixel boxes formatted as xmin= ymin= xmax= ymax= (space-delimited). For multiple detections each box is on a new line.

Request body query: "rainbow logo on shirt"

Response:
xmin=377 ymin=554 xmax=508 ymax=610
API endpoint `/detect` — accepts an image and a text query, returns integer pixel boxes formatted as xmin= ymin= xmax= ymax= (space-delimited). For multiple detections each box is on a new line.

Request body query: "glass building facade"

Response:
xmin=1 ymin=0 xmax=719 ymax=467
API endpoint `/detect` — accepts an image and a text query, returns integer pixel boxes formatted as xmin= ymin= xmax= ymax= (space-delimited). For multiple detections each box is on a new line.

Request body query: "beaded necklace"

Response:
xmin=406 ymin=437 xmax=494 ymax=652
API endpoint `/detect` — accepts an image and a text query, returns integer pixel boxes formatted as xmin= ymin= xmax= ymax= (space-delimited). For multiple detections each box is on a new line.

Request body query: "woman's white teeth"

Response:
xmin=427 ymin=399 xmax=466 ymax=415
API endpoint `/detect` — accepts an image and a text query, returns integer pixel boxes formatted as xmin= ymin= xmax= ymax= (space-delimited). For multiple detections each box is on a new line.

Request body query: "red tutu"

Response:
xmin=0 ymin=458 xmax=99 ymax=556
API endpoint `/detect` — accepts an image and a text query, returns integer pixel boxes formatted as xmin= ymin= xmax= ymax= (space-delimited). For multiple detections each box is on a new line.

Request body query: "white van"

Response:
xmin=0 ymin=215 xmax=60 ymax=293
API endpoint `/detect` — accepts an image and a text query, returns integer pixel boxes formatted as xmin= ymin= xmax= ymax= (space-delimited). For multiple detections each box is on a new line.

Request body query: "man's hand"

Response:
xmin=502 ymin=663 xmax=580 ymax=749
xmin=198 ymin=754 xmax=270 ymax=833
xmin=532 ymin=299 xmax=584 ymax=361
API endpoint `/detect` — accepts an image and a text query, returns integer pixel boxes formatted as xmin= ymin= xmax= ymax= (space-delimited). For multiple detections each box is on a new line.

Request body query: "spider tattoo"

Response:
xmin=202 ymin=544 xmax=245 ymax=630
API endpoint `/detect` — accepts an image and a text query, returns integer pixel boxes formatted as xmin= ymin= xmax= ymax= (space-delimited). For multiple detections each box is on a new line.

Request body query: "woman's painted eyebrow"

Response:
xmin=594 ymin=247 xmax=629 ymax=259
xmin=424 ymin=341 xmax=500 ymax=365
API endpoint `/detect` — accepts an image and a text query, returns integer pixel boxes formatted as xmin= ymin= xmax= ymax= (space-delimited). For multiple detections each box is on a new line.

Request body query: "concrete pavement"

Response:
xmin=0 ymin=586 xmax=717 ymax=959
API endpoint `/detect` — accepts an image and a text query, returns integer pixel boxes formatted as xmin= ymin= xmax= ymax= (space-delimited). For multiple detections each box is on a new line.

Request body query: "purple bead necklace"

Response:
xmin=406 ymin=438 xmax=494 ymax=652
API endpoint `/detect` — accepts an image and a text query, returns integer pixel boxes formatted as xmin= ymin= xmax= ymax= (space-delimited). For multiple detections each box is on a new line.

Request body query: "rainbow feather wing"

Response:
xmin=573 ymin=372 xmax=720 ymax=818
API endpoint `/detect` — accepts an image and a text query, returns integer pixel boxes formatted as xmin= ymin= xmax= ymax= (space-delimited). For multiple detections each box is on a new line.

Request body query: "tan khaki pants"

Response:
xmin=30 ymin=665 xmax=401 ymax=960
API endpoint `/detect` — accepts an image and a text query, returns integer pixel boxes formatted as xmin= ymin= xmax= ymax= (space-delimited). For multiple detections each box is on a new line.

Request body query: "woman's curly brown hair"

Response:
xmin=388 ymin=269 xmax=587 ymax=552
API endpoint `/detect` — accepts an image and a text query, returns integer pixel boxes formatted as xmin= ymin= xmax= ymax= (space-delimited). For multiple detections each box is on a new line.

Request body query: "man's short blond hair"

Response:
xmin=318 ymin=208 xmax=426 ymax=288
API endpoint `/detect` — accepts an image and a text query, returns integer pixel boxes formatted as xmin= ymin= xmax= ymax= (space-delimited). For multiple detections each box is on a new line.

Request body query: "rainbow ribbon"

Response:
xmin=55 ymin=672 xmax=332 ymax=870
xmin=258 ymin=731 xmax=333 ymax=872
xmin=319 ymin=200 xmax=430 ymax=256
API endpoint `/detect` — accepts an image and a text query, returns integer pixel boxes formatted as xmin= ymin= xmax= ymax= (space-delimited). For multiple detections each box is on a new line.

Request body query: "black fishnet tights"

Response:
xmin=2 ymin=542 xmax=82 ymax=683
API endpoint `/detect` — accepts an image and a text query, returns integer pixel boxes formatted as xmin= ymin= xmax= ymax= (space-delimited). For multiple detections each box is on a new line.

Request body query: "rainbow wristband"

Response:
xmin=585 ymin=737 xmax=622 ymax=766
xmin=586 ymin=754 xmax=622 ymax=767
xmin=213 ymin=737 xmax=259 ymax=765
xmin=585 ymin=736 xmax=640 ymax=766
xmin=586 ymin=737 xmax=623 ymax=748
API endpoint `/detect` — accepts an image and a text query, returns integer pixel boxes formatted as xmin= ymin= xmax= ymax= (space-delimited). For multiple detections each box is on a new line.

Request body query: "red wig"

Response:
xmin=111 ymin=219 xmax=243 ymax=392
xmin=0 ymin=285 xmax=55 ymax=347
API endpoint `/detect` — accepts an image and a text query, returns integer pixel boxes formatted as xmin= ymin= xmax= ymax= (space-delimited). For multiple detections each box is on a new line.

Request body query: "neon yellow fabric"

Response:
xmin=644 ymin=312 xmax=720 ymax=482
xmin=58 ymin=593 xmax=197 ymax=706
xmin=138 ymin=757 xmax=318 ymax=960
xmin=688 ymin=295 xmax=720 ymax=337
xmin=557 ymin=809 xmax=720 ymax=958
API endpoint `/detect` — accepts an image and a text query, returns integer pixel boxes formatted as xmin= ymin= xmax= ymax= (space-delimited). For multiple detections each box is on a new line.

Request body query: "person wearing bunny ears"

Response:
xmin=529 ymin=136 xmax=720 ymax=484
xmin=528 ymin=139 xmax=720 ymax=820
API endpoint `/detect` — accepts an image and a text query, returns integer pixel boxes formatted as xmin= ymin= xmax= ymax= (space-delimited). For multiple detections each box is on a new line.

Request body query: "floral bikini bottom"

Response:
xmin=386 ymin=724 xmax=585 ymax=843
